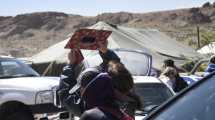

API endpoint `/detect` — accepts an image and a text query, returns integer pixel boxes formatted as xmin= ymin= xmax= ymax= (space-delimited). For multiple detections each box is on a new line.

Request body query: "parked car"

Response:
xmin=54 ymin=48 xmax=175 ymax=119
xmin=0 ymin=56 xmax=62 ymax=120
xmin=143 ymin=71 xmax=215 ymax=120
xmin=134 ymin=76 xmax=174 ymax=120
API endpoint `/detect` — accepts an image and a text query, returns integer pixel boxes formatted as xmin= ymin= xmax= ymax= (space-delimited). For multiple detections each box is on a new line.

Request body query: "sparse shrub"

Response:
xmin=200 ymin=31 xmax=215 ymax=47
xmin=188 ymin=38 xmax=197 ymax=46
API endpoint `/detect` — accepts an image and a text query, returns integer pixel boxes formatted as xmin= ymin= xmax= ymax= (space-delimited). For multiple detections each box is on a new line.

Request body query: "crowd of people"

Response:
xmin=58 ymin=39 xmax=215 ymax=119
xmin=58 ymin=41 xmax=142 ymax=120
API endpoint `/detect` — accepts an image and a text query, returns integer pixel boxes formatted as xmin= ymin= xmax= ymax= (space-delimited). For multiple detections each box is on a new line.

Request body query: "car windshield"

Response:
xmin=0 ymin=58 xmax=39 ymax=78
xmin=135 ymin=83 xmax=173 ymax=109
xmin=85 ymin=50 xmax=151 ymax=76
xmin=147 ymin=74 xmax=215 ymax=120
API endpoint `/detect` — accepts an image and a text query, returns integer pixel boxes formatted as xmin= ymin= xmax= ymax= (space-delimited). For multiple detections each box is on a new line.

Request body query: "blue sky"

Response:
xmin=1 ymin=0 xmax=214 ymax=16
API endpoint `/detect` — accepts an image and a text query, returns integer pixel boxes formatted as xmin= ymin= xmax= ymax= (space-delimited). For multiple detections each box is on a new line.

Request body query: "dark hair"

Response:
xmin=210 ymin=55 xmax=215 ymax=64
xmin=107 ymin=60 xmax=134 ymax=94
xmin=164 ymin=59 xmax=175 ymax=67
xmin=99 ymin=50 xmax=120 ymax=65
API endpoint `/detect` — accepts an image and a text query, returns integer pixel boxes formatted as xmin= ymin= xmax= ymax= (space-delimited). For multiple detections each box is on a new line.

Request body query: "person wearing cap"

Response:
xmin=58 ymin=49 xmax=84 ymax=108
xmin=204 ymin=55 xmax=215 ymax=76
xmin=70 ymin=65 xmax=133 ymax=120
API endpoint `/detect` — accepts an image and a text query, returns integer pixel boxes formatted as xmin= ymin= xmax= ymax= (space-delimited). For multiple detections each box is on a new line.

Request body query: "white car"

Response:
xmin=0 ymin=56 xmax=62 ymax=120
xmin=133 ymin=76 xmax=174 ymax=120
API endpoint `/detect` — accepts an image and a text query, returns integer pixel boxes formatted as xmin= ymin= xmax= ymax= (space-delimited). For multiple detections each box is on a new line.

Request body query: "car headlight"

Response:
xmin=36 ymin=90 xmax=54 ymax=104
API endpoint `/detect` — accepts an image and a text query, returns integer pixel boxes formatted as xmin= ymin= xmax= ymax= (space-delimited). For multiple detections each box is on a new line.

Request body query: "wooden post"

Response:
xmin=197 ymin=26 xmax=200 ymax=49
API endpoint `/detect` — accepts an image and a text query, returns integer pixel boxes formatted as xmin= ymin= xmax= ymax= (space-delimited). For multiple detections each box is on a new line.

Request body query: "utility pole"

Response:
xmin=197 ymin=26 xmax=200 ymax=49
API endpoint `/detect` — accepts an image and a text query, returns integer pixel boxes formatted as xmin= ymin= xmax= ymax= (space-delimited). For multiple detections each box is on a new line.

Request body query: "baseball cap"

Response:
xmin=69 ymin=68 xmax=100 ymax=94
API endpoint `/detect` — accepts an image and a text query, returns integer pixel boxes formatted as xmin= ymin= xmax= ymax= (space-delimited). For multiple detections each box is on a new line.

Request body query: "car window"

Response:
xmin=147 ymin=74 xmax=215 ymax=120
xmin=135 ymin=83 xmax=173 ymax=108
xmin=0 ymin=59 xmax=39 ymax=78
xmin=85 ymin=50 xmax=151 ymax=76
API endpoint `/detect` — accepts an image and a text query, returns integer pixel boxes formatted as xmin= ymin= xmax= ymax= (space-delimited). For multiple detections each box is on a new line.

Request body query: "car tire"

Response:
xmin=4 ymin=110 xmax=34 ymax=120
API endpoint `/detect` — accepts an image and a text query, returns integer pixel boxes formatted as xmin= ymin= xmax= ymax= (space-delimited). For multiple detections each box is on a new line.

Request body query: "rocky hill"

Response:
xmin=1 ymin=2 xmax=215 ymax=57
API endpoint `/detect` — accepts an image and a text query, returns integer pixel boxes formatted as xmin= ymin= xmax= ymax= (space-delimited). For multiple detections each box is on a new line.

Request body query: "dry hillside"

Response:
xmin=0 ymin=2 xmax=215 ymax=57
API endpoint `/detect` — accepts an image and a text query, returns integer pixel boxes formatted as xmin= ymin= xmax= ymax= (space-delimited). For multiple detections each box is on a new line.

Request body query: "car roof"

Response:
xmin=0 ymin=55 xmax=14 ymax=59
xmin=0 ymin=56 xmax=16 ymax=61
xmin=133 ymin=76 xmax=162 ymax=84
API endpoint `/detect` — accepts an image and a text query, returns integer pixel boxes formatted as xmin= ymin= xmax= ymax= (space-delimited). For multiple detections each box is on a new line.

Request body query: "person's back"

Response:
xmin=80 ymin=107 xmax=119 ymax=120
xmin=107 ymin=60 xmax=142 ymax=117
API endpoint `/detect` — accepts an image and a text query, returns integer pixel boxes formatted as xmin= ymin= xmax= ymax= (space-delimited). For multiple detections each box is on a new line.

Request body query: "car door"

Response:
xmin=84 ymin=48 xmax=152 ymax=76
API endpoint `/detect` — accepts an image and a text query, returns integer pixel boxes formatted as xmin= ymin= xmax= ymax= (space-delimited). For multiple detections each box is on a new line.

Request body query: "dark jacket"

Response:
xmin=58 ymin=63 xmax=84 ymax=105
xmin=98 ymin=49 xmax=120 ymax=72
xmin=78 ymin=70 xmax=121 ymax=120
xmin=205 ymin=63 xmax=215 ymax=73
xmin=174 ymin=74 xmax=188 ymax=92
xmin=80 ymin=107 xmax=119 ymax=120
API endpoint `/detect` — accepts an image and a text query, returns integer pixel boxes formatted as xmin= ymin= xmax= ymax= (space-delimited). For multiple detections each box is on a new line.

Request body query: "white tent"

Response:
xmin=197 ymin=42 xmax=215 ymax=55
xmin=30 ymin=21 xmax=200 ymax=72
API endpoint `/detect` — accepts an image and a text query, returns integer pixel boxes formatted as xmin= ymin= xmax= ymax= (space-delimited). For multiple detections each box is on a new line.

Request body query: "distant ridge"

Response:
xmin=0 ymin=2 xmax=215 ymax=57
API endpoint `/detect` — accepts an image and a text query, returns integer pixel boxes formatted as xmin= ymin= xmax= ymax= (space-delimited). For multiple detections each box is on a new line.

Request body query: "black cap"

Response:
xmin=69 ymin=68 xmax=100 ymax=94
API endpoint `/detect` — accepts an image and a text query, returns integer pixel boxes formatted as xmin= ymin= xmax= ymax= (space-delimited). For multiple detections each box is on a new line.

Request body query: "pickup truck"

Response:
xmin=0 ymin=56 xmax=62 ymax=120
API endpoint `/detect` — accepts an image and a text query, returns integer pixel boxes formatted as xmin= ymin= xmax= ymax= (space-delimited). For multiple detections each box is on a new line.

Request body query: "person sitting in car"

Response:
xmin=159 ymin=67 xmax=188 ymax=92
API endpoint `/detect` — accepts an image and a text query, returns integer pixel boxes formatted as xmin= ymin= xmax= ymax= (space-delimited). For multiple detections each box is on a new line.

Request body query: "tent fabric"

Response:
xmin=29 ymin=21 xmax=200 ymax=71
xmin=197 ymin=42 xmax=215 ymax=55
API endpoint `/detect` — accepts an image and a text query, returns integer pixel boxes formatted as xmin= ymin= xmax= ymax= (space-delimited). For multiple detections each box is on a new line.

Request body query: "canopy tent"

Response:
xmin=29 ymin=21 xmax=201 ymax=76
xmin=88 ymin=22 xmax=200 ymax=68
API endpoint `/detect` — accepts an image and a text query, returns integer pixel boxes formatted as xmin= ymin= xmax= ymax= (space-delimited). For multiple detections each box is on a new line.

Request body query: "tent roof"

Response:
xmin=197 ymin=42 xmax=215 ymax=55
xmin=30 ymin=21 xmax=201 ymax=69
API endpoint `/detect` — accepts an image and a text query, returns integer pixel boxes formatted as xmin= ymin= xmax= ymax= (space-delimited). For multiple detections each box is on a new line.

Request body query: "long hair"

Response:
xmin=107 ymin=60 xmax=134 ymax=94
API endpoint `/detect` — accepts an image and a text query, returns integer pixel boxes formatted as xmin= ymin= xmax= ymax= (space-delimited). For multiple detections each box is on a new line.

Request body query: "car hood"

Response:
xmin=0 ymin=77 xmax=60 ymax=91
xmin=133 ymin=76 xmax=161 ymax=83
xmin=182 ymin=75 xmax=202 ymax=85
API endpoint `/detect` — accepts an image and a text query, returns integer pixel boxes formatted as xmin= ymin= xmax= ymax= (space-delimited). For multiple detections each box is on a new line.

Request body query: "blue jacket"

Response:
xmin=205 ymin=63 xmax=215 ymax=76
